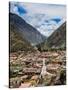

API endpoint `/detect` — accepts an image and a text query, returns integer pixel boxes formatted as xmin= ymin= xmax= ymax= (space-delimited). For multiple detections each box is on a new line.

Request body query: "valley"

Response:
xmin=9 ymin=13 xmax=66 ymax=88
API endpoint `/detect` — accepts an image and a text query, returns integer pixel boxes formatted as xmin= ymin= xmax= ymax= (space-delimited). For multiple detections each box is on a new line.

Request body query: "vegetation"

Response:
xmin=36 ymin=22 xmax=66 ymax=52
xmin=10 ymin=24 xmax=35 ymax=52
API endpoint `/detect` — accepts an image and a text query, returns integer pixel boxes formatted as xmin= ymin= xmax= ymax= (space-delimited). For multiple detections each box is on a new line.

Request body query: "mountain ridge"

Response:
xmin=10 ymin=13 xmax=46 ymax=46
xmin=37 ymin=22 xmax=66 ymax=51
xmin=46 ymin=22 xmax=66 ymax=48
xmin=10 ymin=23 xmax=35 ymax=52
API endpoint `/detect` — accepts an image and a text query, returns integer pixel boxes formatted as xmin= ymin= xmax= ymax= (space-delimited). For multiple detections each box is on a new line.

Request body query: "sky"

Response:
xmin=10 ymin=2 xmax=66 ymax=37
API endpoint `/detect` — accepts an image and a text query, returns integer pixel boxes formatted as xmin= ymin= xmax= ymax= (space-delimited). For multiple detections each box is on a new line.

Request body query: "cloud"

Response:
xmin=10 ymin=2 xmax=27 ymax=15
xmin=17 ymin=5 xmax=27 ymax=15
xmin=10 ymin=2 xmax=66 ymax=18
xmin=10 ymin=2 xmax=66 ymax=37
xmin=20 ymin=3 xmax=66 ymax=19
xmin=50 ymin=16 xmax=62 ymax=23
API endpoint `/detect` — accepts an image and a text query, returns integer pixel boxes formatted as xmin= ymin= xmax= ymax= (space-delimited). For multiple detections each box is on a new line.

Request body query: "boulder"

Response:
xmin=19 ymin=82 xmax=32 ymax=88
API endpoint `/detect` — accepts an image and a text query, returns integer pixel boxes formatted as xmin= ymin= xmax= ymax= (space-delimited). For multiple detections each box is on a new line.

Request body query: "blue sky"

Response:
xmin=10 ymin=2 xmax=66 ymax=37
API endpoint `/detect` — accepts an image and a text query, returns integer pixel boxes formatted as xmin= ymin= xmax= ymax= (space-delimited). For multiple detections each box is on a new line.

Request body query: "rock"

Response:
xmin=43 ymin=74 xmax=52 ymax=85
xmin=51 ymin=59 xmax=62 ymax=65
xmin=19 ymin=82 xmax=32 ymax=88
xmin=52 ymin=53 xmax=59 ymax=57
xmin=31 ymin=75 xmax=39 ymax=80
xmin=23 ymin=68 xmax=41 ymax=74
xmin=29 ymin=79 xmax=39 ymax=86
xmin=10 ymin=77 xmax=21 ymax=88
xmin=20 ymin=75 xmax=28 ymax=81
xmin=9 ymin=50 xmax=66 ymax=87
xmin=46 ymin=63 xmax=60 ymax=72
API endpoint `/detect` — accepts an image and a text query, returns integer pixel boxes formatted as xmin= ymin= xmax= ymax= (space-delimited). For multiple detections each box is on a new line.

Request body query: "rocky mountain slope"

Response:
xmin=37 ymin=22 xmax=66 ymax=51
xmin=10 ymin=23 xmax=35 ymax=52
xmin=46 ymin=22 xmax=66 ymax=48
xmin=10 ymin=13 xmax=46 ymax=46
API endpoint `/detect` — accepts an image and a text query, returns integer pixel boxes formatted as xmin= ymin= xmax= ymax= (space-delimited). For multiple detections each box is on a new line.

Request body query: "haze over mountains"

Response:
xmin=46 ymin=22 xmax=66 ymax=48
xmin=10 ymin=13 xmax=66 ymax=52
xmin=38 ymin=22 xmax=66 ymax=50
xmin=10 ymin=2 xmax=66 ymax=37
xmin=10 ymin=13 xmax=46 ymax=46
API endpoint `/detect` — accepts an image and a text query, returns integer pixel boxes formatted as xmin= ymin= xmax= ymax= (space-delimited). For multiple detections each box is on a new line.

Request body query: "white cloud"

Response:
xmin=10 ymin=2 xmax=66 ymax=37
xmin=10 ymin=2 xmax=66 ymax=18
xmin=20 ymin=3 xmax=66 ymax=18
xmin=10 ymin=2 xmax=19 ymax=15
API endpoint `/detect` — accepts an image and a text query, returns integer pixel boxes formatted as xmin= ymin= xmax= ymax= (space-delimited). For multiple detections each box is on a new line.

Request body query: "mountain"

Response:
xmin=9 ymin=13 xmax=46 ymax=46
xmin=37 ymin=22 xmax=66 ymax=51
xmin=46 ymin=22 xmax=66 ymax=49
xmin=10 ymin=23 xmax=35 ymax=52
